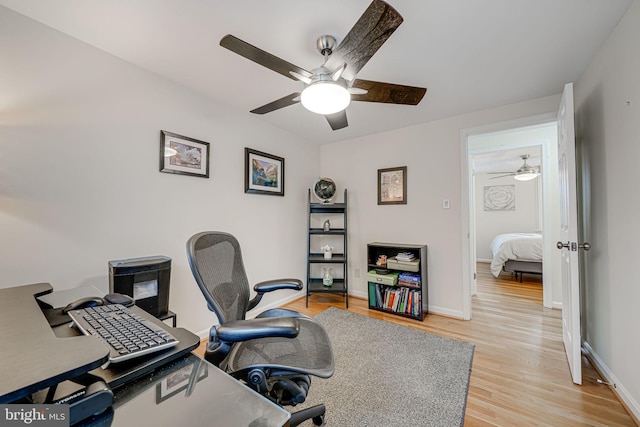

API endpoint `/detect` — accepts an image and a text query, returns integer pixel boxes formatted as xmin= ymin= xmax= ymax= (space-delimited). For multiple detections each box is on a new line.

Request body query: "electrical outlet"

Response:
xmin=443 ymin=199 xmax=450 ymax=209
xmin=354 ymin=268 xmax=361 ymax=278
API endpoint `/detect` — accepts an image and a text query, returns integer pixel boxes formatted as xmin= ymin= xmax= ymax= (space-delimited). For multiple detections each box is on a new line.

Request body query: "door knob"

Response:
xmin=557 ymin=241 xmax=591 ymax=251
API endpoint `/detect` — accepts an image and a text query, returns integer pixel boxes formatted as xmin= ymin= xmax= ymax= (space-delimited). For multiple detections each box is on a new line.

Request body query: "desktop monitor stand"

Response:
xmin=0 ymin=283 xmax=110 ymax=403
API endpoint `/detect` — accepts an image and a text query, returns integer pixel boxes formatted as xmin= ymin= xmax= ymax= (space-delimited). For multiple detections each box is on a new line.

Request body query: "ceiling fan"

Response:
xmin=219 ymin=0 xmax=427 ymax=131
xmin=489 ymin=154 xmax=540 ymax=181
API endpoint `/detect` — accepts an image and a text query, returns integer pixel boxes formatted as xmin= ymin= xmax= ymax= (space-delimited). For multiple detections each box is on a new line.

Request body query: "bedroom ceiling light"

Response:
xmin=514 ymin=170 xmax=539 ymax=181
xmin=513 ymin=155 xmax=539 ymax=181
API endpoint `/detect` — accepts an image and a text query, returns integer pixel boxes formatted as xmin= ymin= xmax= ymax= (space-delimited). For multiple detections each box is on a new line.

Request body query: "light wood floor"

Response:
xmin=193 ymin=263 xmax=636 ymax=426
xmin=280 ymin=263 xmax=637 ymax=426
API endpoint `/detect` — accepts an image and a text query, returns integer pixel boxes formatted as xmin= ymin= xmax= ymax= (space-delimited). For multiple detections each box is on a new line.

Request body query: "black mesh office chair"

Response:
xmin=186 ymin=231 xmax=334 ymax=426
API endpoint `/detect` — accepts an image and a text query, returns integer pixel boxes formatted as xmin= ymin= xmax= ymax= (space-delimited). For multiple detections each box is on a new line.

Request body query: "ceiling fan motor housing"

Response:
xmin=316 ymin=35 xmax=337 ymax=56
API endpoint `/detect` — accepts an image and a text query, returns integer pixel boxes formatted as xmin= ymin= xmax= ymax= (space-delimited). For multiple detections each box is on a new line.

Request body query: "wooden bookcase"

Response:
xmin=366 ymin=242 xmax=428 ymax=320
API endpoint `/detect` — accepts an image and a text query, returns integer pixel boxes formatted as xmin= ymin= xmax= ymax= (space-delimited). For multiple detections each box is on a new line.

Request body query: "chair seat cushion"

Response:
xmin=226 ymin=317 xmax=334 ymax=378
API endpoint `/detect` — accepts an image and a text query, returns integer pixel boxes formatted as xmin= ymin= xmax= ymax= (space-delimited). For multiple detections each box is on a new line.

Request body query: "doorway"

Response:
xmin=460 ymin=116 xmax=562 ymax=319
xmin=473 ymin=145 xmax=543 ymax=293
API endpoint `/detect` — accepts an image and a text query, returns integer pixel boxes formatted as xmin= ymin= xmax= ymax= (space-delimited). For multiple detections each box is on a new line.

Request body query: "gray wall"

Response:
xmin=574 ymin=0 xmax=640 ymax=417
xmin=319 ymin=95 xmax=560 ymax=318
xmin=0 ymin=7 xmax=320 ymax=335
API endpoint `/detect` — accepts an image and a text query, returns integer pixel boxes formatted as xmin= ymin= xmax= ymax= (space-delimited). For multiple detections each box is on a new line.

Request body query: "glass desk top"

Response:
xmin=106 ymin=354 xmax=290 ymax=427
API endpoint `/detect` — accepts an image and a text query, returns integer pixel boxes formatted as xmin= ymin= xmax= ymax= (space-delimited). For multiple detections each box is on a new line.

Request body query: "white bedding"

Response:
xmin=490 ymin=233 xmax=543 ymax=277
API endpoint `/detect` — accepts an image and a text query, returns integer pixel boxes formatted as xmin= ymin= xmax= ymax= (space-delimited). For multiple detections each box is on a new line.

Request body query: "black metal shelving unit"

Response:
xmin=306 ymin=188 xmax=348 ymax=308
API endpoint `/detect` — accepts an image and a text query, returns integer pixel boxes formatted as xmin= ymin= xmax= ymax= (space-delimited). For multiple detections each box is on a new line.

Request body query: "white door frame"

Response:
xmin=460 ymin=113 xmax=559 ymax=320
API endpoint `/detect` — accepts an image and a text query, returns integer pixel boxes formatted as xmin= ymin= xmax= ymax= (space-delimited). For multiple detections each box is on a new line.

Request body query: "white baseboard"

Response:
xmin=476 ymin=259 xmax=492 ymax=263
xmin=350 ymin=289 xmax=368 ymax=300
xmin=350 ymin=290 xmax=464 ymax=318
xmin=427 ymin=305 xmax=465 ymax=319
xmin=583 ymin=341 xmax=640 ymax=422
xmin=195 ymin=291 xmax=467 ymax=339
xmin=247 ymin=292 xmax=303 ymax=316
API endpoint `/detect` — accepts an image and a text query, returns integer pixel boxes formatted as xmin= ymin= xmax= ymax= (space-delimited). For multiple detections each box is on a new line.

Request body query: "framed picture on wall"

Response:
xmin=244 ymin=148 xmax=285 ymax=196
xmin=378 ymin=166 xmax=407 ymax=205
xmin=484 ymin=185 xmax=516 ymax=211
xmin=160 ymin=130 xmax=210 ymax=178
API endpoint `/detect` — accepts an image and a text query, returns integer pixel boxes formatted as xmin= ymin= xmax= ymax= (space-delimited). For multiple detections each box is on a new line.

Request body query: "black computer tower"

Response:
xmin=109 ymin=256 xmax=171 ymax=317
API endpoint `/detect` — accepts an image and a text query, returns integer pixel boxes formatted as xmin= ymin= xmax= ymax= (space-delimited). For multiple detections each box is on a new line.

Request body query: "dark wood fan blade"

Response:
xmin=220 ymin=34 xmax=312 ymax=81
xmin=250 ymin=92 xmax=301 ymax=115
xmin=351 ymin=79 xmax=426 ymax=105
xmin=325 ymin=110 xmax=349 ymax=130
xmin=325 ymin=0 xmax=403 ymax=82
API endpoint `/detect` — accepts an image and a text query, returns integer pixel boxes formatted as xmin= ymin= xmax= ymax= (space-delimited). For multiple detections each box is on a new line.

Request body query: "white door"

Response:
xmin=557 ymin=82 xmax=584 ymax=385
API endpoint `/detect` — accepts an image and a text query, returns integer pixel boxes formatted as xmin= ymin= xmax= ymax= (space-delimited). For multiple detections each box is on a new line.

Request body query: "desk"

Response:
xmin=0 ymin=283 xmax=290 ymax=426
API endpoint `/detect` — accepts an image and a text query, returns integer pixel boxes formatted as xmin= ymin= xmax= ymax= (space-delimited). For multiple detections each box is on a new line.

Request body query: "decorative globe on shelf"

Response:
xmin=313 ymin=178 xmax=337 ymax=203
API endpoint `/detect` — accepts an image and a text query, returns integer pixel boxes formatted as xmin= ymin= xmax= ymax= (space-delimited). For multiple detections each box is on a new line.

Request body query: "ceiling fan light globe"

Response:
xmin=301 ymin=81 xmax=351 ymax=115
xmin=514 ymin=171 xmax=538 ymax=181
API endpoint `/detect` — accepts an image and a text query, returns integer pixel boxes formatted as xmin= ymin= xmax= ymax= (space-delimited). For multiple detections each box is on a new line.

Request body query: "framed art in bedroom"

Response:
xmin=378 ymin=166 xmax=407 ymax=205
xmin=160 ymin=130 xmax=210 ymax=178
xmin=244 ymin=148 xmax=285 ymax=196
xmin=484 ymin=185 xmax=515 ymax=211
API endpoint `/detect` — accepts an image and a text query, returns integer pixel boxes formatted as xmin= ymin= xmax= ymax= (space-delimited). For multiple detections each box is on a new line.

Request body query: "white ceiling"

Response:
xmin=0 ymin=0 xmax=633 ymax=144
xmin=473 ymin=147 xmax=541 ymax=175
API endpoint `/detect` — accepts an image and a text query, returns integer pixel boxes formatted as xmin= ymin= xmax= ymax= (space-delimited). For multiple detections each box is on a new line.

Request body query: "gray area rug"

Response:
xmin=297 ymin=308 xmax=474 ymax=426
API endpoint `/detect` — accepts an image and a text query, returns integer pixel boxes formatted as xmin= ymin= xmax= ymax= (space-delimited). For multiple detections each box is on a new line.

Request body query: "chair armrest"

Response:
xmin=254 ymin=279 xmax=303 ymax=294
xmin=248 ymin=278 xmax=303 ymax=311
xmin=216 ymin=317 xmax=300 ymax=342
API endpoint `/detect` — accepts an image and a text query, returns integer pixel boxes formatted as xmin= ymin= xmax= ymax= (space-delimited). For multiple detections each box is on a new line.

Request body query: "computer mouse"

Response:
xmin=62 ymin=296 xmax=105 ymax=313
xmin=103 ymin=293 xmax=134 ymax=307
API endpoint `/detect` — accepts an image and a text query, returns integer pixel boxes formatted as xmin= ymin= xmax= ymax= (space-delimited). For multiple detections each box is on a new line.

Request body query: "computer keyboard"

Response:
xmin=67 ymin=304 xmax=178 ymax=364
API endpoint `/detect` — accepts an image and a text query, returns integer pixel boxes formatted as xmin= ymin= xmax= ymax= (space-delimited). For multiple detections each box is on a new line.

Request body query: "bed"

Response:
xmin=490 ymin=232 xmax=543 ymax=281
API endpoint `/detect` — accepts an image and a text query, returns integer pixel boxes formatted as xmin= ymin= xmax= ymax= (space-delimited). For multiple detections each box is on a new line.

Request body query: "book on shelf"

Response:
xmin=395 ymin=252 xmax=416 ymax=262
xmin=368 ymin=283 xmax=422 ymax=317
xmin=368 ymin=283 xmax=376 ymax=307
xmin=398 ymin=281 xmax=420 ymax=288
xmin=398 ymin=272 xmax=420 ymax=288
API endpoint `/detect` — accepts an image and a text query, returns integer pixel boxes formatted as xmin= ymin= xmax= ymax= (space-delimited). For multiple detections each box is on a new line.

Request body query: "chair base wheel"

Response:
xmin=289 ymin=404 xmax=325 ymax=427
